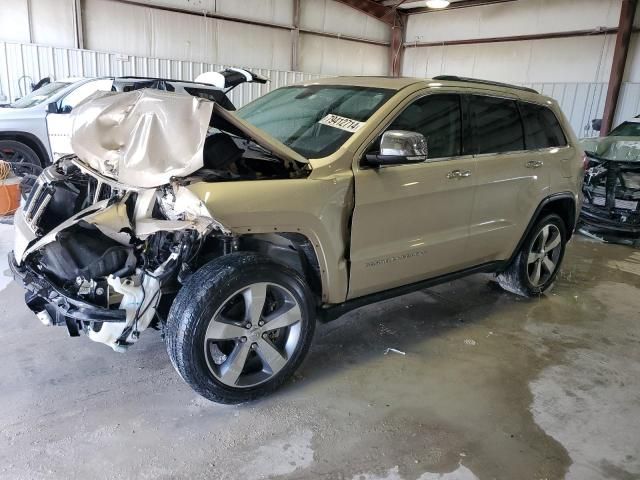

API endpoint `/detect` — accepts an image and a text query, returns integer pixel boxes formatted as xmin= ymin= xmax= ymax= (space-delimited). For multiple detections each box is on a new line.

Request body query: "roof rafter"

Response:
xmin=334 ymin=0 xmax=397 ymax=25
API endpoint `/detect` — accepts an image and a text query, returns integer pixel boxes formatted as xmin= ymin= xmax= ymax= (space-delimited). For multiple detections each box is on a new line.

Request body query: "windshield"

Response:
xmin=608 ymin=121 xmax=640 ymax=137
xmin=236 ymin=85 xmax=394 ymax=158
xmin=9 ymin=81 xmax=72 ymax=108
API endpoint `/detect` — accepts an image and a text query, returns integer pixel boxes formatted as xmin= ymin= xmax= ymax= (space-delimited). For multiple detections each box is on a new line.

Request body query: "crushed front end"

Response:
xmin=581 ymin=153 xmax=640 ymax=244
xmin=10 ymin=88 xmax=309 ymax=351
xmin=11 ymin=156 xmax=228 ymax=351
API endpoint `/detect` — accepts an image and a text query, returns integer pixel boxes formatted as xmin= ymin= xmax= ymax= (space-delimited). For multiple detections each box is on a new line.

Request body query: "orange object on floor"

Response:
xmin=0 ymin=177 xmax=21 ymax=216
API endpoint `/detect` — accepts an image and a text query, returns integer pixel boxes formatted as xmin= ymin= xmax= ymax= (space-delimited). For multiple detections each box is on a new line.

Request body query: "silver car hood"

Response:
xmin=70 ymin=89 xmax=308 ymax=188
xmin=581 ymin=136 xmax=640 ymax=163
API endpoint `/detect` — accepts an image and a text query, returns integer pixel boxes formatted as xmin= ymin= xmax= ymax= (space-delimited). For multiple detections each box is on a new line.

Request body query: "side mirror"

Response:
xmin=47 ymin=102 xmax=59 ymax=114
xmin=365 ymin=130 xmax=428 ymax=167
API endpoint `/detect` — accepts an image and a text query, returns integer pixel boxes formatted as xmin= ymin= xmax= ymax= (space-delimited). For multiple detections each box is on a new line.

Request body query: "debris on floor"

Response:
xmin=384 ymin=348 xmax=406 ymax=356
xmin=464 ymin=339 xmax=477 ymax=346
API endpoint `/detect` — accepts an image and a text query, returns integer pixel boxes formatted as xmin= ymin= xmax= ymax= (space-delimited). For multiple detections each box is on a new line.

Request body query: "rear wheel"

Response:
xmin=497 ymin=214 xmax=567 ymax=297
xmin=165 ymin=252 xmax=315 ymax=404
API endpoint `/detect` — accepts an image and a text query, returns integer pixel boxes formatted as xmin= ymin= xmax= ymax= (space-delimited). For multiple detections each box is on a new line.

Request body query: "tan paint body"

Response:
xmin=190 ymin=77 xmax=583 ymax=304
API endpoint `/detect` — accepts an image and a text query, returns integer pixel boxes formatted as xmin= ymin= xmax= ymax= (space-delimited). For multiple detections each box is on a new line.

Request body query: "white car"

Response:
xmin=0 ymin=78 xmax=114 ymax=172
xmin=0 ymin=69 xmax=267 ymax=173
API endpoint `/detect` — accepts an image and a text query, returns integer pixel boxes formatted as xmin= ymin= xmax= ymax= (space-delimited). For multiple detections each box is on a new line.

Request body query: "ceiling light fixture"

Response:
xmin=425 ymin=0 xmax=450 ymax=8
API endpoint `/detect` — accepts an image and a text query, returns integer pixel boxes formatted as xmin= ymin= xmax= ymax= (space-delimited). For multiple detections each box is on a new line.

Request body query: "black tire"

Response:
xmin=0 ymin=140 xmax=43 ymax=200
xmin=165 ymin=252 xmax=316 ymax=404
xmin=0 ymin=140 xmax=43 ymax=172
xmin=497 ymin=213 xmax=567 ymax=297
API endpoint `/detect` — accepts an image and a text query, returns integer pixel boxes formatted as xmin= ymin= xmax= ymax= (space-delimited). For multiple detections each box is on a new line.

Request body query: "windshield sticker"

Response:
xmin=319 ymin=114 xmax=363 ymax=133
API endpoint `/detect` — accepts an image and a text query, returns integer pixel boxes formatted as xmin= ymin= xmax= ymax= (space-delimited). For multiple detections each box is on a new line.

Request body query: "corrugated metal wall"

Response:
xmin=402 ymin=0 xmax=633 ymax=138
xmin=0 ymin=0 xmax=391 ymax=76
xmin=2 ymin=39 xmax=634 ymax=138
xmin=616 ymin=83 xmax=640 ymax=126
xmin=0 ymin=41 xmax=322 ymax=108
xmin=526 ymin=82 xmax=609 ymax=139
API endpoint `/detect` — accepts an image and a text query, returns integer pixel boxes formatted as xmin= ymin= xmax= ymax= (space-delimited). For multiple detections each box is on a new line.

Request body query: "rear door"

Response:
xmin=348 ymin=92 xmax=478 ymax=299
xmin=467 ymin=95 xmax=552 ymax=263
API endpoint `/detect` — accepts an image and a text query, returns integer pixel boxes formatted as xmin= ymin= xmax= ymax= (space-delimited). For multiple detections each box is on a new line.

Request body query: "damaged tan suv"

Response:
xmin=10 ymin=76 xmax=583 ymax=403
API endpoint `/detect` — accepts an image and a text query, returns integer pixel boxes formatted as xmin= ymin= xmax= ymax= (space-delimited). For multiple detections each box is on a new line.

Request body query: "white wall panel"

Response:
xmin=616 ymin=83 xmax=640 ymax=126
xmin=299 ymin=33 xmax=388 ymax=76
xmin=624 ymin=34 xmax=640 ymax=82
xmin=83 ymin=0 xmax=292 ymax=70
xmin=216 ymin=0 xmax=293 ymax=25
xmin=406 ymin=0 xmax=621 ymax=43
xmin=30 ymin=0 xmax=76 ymax=47
xmin=84 ymin=0 xmax=152 ymax=57
xmin=402 ymin=38 xmax=616 ymax=138
xmin=403 ymin=35 xmax=615 ymax=84
xmin=0 ymin=0 xmax=30 ymax=43
xmin=149 ymin=8 xmax=214 ymax=62
xmin=141 ymin=0 xmax=294 ymax=25
xmin=300 ymin=0 xmax=390 ymax=43
xmin=216 ymin=21 xmax=292 ymax=71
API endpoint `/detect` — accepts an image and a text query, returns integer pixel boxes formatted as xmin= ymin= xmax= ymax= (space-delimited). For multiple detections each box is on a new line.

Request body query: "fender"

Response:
xmin=504 ymin=191 xmax=578 ymax=268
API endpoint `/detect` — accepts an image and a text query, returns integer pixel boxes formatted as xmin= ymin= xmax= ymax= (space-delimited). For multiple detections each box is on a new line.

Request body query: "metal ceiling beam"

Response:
xmin=404 ymin=0 xmax=517 ymax=14
xmin=334 ymin=0 xmax=396 ymax=25
xmin=404 ymin=27 xmax=622 ymax=48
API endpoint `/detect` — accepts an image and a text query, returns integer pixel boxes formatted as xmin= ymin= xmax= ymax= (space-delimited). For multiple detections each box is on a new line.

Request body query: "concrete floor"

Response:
xmin=0 ymin=224 xmax=639 ymax=480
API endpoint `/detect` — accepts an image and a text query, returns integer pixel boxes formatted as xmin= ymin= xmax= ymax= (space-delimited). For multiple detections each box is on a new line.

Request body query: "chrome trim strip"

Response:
xmin=29 ymin=192 xmax=53 ymax=230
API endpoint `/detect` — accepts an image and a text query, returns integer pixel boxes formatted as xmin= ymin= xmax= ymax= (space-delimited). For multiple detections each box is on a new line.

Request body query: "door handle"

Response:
xmin=526 ymin=160 xmax=544 ymax=169
xmin=446 ymin=169 xmax=471 ymax=179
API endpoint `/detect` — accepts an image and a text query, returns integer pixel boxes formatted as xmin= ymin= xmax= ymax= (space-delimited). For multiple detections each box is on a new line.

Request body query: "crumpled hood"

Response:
xmin=70 ymin=89 xmax=308 ymax=188
xmin=71 ymin=89 xmax=213 ymax=188
xmin=581 ymin=136 xmax=640 ymax=162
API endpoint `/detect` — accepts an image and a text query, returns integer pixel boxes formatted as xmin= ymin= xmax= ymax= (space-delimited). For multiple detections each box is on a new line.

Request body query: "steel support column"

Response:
xmin=291 ymin=0 xmax=300 ymax=71
xmin=390 ymin=13 xmax=405 ymax=76
xmin=601 ymin=0 xmax=637 ymax=135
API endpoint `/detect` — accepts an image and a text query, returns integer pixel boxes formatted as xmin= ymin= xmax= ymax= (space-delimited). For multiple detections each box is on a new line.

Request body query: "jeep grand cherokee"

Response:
xmin=10 ymin=76 xmax=584 ymax=403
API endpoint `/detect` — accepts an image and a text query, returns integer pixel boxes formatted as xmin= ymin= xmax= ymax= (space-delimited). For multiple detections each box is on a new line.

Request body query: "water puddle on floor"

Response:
xmin=351 ymin=464 xmax=479 ymax=480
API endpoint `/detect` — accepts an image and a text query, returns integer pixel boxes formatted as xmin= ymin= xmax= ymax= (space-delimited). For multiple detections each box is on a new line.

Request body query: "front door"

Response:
xmin=348 ymin=93 xmax=477 ymax=299
xmin=47 ymin=79 xmax=113 ymax=159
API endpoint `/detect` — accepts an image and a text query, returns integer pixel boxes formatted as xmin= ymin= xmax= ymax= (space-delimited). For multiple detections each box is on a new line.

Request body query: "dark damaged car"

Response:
xmin=581 ymin=119 xmax=640 ymax=243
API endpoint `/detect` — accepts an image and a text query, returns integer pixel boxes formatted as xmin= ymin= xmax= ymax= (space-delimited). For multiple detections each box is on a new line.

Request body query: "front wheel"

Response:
xmin=497 ymin=213 xmax=567 ymax=297
xmin=165 ymin=252 xmax=315 ymax=404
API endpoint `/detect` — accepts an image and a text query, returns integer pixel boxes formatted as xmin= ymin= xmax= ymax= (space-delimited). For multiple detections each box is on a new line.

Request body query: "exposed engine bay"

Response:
xmin=581 ymin=153 xmax=640 ymax=243
xmin=11 ymin=89 xmax=311 ymax=351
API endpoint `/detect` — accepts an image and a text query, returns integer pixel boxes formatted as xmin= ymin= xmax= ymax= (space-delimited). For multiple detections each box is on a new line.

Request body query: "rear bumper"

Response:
xmin=9 ymin=252 xmax=126 ymax=330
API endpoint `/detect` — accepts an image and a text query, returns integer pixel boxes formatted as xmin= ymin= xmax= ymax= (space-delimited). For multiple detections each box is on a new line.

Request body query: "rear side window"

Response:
xmin=519 ymin=102 xmax=567 ymax=149
xmin=469 ymin=96 xmax=524 ymax=154
xmin=388 ymin=94 xmax=462 ymax=159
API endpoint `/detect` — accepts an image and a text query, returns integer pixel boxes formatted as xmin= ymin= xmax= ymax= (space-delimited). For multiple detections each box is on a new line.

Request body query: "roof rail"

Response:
xmin=433 ymin=75 xmax=539 ymax=94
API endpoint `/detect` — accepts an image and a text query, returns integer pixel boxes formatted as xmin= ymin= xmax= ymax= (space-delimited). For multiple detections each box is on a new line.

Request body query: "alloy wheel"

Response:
xmin=527 ymin=224 xmax=562 ymax=287
xmin=203 ymin=282 xmax=302 ymax=388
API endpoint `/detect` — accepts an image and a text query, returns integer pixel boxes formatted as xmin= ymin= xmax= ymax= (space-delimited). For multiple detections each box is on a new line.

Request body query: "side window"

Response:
xmin=519 ymin=102 xmax=567 ymax=149
xmin=388 ymin=94 xmax=462 ymax=159
xmin=59 ymin=79 xmax=113 ymax=113
xmin=469 ymin=95 xmax=524 ymax=154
